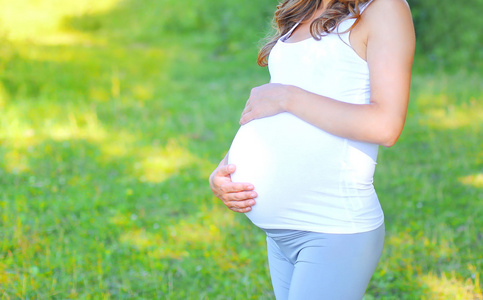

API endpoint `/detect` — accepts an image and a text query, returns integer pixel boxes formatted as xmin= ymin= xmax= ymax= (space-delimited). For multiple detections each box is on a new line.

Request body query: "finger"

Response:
xmin=230 ymin=206 xmax=253 ymax=213
xmin=241 ymin=105 xmax=251 ymax=118
xmin=216 ymin=164 xmax=236 ymax=176
xmin=226 ymin=198 xmax=256 ymax=210
xmin=240 ymin=111 xmax=255 ymax=125
xmin=219 ymin=183 xmax=255 ymax=194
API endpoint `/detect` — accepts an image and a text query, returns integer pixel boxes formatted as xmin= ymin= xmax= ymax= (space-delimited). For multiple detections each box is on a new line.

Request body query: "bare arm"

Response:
xmin=240 ymin=0 xmax=415 ymax=147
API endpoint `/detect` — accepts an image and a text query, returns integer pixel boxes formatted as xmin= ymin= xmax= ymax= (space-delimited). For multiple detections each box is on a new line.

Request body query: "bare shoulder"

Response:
xmin=364 ymin=0 xmax=411 ymax=14
xmin=362 ymin=0 xmax=414 ymax=31
xmin=361 ymin=0 xmax=415 ymax=52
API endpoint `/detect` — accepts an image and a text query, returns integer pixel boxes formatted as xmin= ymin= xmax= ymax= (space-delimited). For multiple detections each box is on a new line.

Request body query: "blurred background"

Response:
xmin=0 ymin=0 xmax=481 ymax=298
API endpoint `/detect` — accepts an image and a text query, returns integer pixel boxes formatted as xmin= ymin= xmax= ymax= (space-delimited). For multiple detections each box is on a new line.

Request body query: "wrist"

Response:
xmin=281 ymin=85 xmax=297 ymax=112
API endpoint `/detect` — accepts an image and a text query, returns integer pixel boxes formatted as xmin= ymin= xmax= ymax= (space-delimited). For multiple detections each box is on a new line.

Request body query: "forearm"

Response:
xmin=282 ymin=86 xmax=407 ymax=147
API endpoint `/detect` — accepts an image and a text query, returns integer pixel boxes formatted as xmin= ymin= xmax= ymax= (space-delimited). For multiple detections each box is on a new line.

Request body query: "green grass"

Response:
xmin=0 ymin=1 xmax=482 ymax=299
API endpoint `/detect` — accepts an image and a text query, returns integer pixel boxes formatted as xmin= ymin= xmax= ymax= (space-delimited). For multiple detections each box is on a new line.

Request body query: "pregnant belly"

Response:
xmin=228 ymin=112 xmax=347 ymax=226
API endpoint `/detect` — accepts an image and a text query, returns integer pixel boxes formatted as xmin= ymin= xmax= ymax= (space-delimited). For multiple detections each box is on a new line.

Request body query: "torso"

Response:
xmin=228 ymin=0 xmax=384 ymax=234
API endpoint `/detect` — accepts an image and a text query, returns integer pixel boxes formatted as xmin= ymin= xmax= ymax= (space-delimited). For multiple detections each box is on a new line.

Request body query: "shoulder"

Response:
xmin=361 ymin=0 xmax=415 ymax=44
xmin=361 ymin=0 xmax=413 ymax=27
xmin=363 ymin=0 xmax=411 ymax=12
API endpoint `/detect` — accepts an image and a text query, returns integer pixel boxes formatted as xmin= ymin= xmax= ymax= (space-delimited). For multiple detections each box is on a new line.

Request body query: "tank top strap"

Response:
xmin=282 ymin=1 xmax=374 ymax=43
xmin=336 ymin=0 xmax=374 ymax=44
xmin=280 ymin=20 xmax=302 ymax=42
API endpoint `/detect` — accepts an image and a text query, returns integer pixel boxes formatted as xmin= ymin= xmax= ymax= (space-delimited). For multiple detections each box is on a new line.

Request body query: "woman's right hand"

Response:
xmin=209 ymin=164 xmax=257 ymax=213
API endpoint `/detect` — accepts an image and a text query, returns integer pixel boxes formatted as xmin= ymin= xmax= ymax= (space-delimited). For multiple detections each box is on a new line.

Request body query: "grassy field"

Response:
xmin=0 ymin=0 xmax=482 ymax=299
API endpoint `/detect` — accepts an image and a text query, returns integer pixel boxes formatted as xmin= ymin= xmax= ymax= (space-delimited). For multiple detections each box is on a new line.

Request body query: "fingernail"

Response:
xmin=249 ymin=200 xmax=256 ymax=206
xmin=250 ymin=193 xmax=257 ymax=198
xmin=247 ymin=185 xmax=254 ymax=189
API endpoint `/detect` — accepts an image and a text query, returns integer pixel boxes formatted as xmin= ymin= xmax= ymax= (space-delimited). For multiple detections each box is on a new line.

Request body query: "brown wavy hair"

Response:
xmin=257 ymin=0 xmax=371 ymax=66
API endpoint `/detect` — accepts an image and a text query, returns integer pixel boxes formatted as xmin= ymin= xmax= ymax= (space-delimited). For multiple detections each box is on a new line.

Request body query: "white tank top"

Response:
xmin=228 ymin=1 xmax=384 ymax=234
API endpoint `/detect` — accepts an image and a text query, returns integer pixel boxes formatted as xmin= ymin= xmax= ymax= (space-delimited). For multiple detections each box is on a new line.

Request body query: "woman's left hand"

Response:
xmin=240 ymin=83 xmax=291 ymax=125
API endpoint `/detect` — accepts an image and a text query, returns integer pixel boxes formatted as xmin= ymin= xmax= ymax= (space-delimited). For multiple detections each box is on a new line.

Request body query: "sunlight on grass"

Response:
xmin=99 ymin=132 xmax=137 ymax=159
xmin=0 ymin=102 xmax=139 ymax=177
xmin=386 ymin=231 xmax=455 ymax=259
xmin=0 ymin=100 xmax=200 ymax=183
xmin=0 ymin=0 xmax=120 ymax=44
xmin=50 ymin=111 xmax=107 ymax=141
xmin=1 ymin=106 xmax=107 ymax=147
xmin=0 ymin=263 xmax=18 ymax=286
xmin=119 ymin=229 xmax=192 ymax=259
xmin=3 ymin=149 xmax=30 ymax=174
xmin=412 ymin=74 xmax=482 ymax=130
xmin=133 ymin=139 xmax=201 ymax=183
xmin=0 ymin=83 xmax=8 ymax=108
xmin=131 ymin=84 xmax=155 ymax=102
xmin=118 ymin=206 xmax=235 ymax=260
xmin=382 ymin=228 xmax=482 ymax=299
xmin=459 ymin=173 xmax=483 ymax=189
xmin=421 ymin=104 xmax=483 ymax=129
xmin=119 ymin=228 xmax=160 ymax=249
xmin=421 ymin=270 xmax=481 ymax=300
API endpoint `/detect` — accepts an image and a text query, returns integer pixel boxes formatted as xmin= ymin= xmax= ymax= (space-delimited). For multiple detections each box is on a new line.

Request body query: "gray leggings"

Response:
xmin=265 ymin=224 xmax=385 ymax=300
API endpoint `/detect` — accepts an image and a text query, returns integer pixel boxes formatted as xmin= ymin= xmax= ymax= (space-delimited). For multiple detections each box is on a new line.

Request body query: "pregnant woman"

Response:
xmin=209 ymin=0 xmax=415 ymax=299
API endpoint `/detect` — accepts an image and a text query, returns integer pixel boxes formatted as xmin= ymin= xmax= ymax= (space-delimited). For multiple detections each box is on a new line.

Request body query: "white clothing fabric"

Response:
xmin=228 ymin=1 xmax=384 ymax=234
